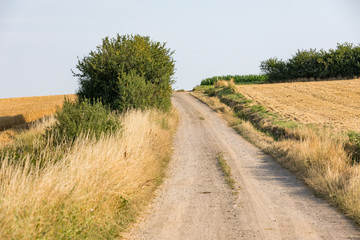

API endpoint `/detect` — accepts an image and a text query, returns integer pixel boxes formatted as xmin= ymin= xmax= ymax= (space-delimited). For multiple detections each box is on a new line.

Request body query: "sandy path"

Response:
xmin=128 ymin=92 xmax=360 ymax=240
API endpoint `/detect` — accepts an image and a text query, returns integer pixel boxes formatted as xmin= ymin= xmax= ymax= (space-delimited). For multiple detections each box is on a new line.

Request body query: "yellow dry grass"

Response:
xmin=215 ymin=79 xmax=237 ymax=90
xmin=0 ymin=108 xmax=178 ymax=239
xmin=0 ymin=94 xmax=76 ymax=130
xmin=235 ymin=79 xmax=360 ymax=132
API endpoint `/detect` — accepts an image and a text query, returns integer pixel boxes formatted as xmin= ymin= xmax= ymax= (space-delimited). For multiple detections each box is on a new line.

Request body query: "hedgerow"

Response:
xmin=260 ymin=43 xmax=360 ymax=82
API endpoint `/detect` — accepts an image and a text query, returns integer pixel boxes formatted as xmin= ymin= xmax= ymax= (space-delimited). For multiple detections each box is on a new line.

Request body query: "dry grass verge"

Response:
xmin=192 ymin=88 xmax=360 ymax=225
xmin=0 ymin=108 xmax=178 ymax=239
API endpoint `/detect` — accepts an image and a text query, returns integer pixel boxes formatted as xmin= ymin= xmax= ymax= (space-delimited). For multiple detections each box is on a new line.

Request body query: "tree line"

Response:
xmin=260 ymin=43 xmax=360 ymax=82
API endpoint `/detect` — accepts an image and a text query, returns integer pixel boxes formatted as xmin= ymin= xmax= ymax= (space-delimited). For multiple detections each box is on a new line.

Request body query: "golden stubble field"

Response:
xmin=0 ymin=94 xmax=76 ymax=145
xmin=236 ymin=79 xmax=360 ymax=132
xmin=0 ymin=94 xmax=76 ymax=130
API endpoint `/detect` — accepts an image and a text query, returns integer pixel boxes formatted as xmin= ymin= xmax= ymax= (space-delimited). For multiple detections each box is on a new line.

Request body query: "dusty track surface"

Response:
xmin=128 ymin=92 xmax=360 ymax=240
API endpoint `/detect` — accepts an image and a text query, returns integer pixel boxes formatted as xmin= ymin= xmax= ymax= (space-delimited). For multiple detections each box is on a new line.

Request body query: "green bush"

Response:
xmin=347 ymin=131 xmax=360 ymax=162
xmin=260 ymin=43 xmax=360 ymax=82
xmin=259 ymin=58 xmax=289 ymax=82
xmin=204 ymin=88 xmax=216 ymax=96
xmin=113 ymin=71 xmax=154 ymax=111
xmin=50 ymin=99 xmax=121 ymax=142
xmin=73 ymin=34 xmax=175 ymax=112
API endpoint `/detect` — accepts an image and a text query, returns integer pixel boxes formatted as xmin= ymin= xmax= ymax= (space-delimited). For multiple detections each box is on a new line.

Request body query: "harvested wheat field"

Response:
xmin=0 ymin=94 xmax=76 ymax=131
xmin=236 ymin=78 xmax=360 ymax=132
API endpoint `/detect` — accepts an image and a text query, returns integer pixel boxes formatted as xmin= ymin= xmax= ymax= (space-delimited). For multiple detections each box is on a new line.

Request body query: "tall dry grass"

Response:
xmin=280 ymin=128 xmax=360 ymax=222
xmin=214 ymin=79 xmax=236 ymax=90
xmin=0 ymin=108 xmax=178 ymax=239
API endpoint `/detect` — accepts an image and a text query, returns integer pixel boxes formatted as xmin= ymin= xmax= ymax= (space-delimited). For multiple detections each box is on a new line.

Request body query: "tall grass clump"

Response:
xmin=280 ymin=129 xmax=360 ymax=222
xmin=214 ymin=79 xmax=237 ymax=91
xmin=0 ymin=108 xmax=178 ymax=239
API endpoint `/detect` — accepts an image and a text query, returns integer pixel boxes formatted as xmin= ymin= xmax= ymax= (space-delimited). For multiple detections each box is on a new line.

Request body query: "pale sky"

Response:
xmin=0 ymin=0 xmax=359 ymax=98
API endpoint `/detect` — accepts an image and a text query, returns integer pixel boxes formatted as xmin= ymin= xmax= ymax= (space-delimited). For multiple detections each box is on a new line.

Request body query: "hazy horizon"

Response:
xmin=1 ymin=0 xmax=359 ymax=98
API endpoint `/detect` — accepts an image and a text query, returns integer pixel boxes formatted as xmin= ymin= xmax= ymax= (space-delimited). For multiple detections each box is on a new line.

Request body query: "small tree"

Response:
xmin=260 ymin=57 xmax=288 ymax=82
xmin=73 ymin=34 xmax=175 ymax=111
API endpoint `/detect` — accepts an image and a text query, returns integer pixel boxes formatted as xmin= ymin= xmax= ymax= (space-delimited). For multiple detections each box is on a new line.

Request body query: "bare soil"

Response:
xmin=127 ymin=92 xmax=360 ymax=240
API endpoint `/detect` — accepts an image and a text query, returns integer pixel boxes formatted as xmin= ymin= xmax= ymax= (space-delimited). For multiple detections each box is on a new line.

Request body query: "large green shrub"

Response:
xmin=73 ymin=34 xmax=175 ymax=112
xmin=50 ymin=99 xmax=121 ymax=142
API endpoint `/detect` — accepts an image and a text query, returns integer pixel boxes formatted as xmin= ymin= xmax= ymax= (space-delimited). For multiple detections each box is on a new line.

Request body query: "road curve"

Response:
xmin=128 ymin=92 xmax=360 ymax=240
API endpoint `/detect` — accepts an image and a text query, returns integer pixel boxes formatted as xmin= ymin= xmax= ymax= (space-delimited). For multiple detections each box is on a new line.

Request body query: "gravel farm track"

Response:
xmin=127 ymin=92 xmax=360 ymax=240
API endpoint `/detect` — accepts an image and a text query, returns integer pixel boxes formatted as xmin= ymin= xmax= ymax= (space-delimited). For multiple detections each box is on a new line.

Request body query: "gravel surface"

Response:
xmin=127 ymin=92 xmax=360 ymax=240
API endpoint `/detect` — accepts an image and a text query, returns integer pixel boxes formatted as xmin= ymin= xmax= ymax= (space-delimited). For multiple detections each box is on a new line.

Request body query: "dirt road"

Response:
xmin=129 ymin=92 xmax=360 ymax=239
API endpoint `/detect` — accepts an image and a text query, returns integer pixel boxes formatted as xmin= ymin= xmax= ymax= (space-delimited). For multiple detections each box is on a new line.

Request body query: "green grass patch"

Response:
xmin=217 ymin=152 xmax=237 ymax=194
xmin=346 ymin=131 xmax=360 ymax=162
xmin=348 ymin=131 xmax=360 ymax=145
xmin=193 ymin=85 xmax=214 ymax=91
xmin=273 ymin=119 xmax=299 ymax=129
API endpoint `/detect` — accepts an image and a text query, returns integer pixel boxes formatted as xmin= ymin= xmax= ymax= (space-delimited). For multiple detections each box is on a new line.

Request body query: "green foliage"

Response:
xmin=260 ymin=43 xmax=360 ymax=82
xmin=259 ymin=58 xmax=289 ymax=82
xmin=251 ymin=105 xmax=267 ymax=116
xmin=347 ymin=131 xmax=360 ymax=162
xmin=0 ymin=130 xmax=52 ymax=166
xmin=50 ymin=99 xmax=121 ymax=142
xmin=348 ymin=131 xmax=360 ymax=146
xmin=114 ymin=71 xmax=155 ymax=111
xmin=217 ymin=152 xmax=237 ymax=192
xmin=74 ymin=34 xmax=175 ymax=111
xmin=200 ymin=74 xmax=267 ymax=85
xmin=204 ymin=88 xmax=217 ymax=96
